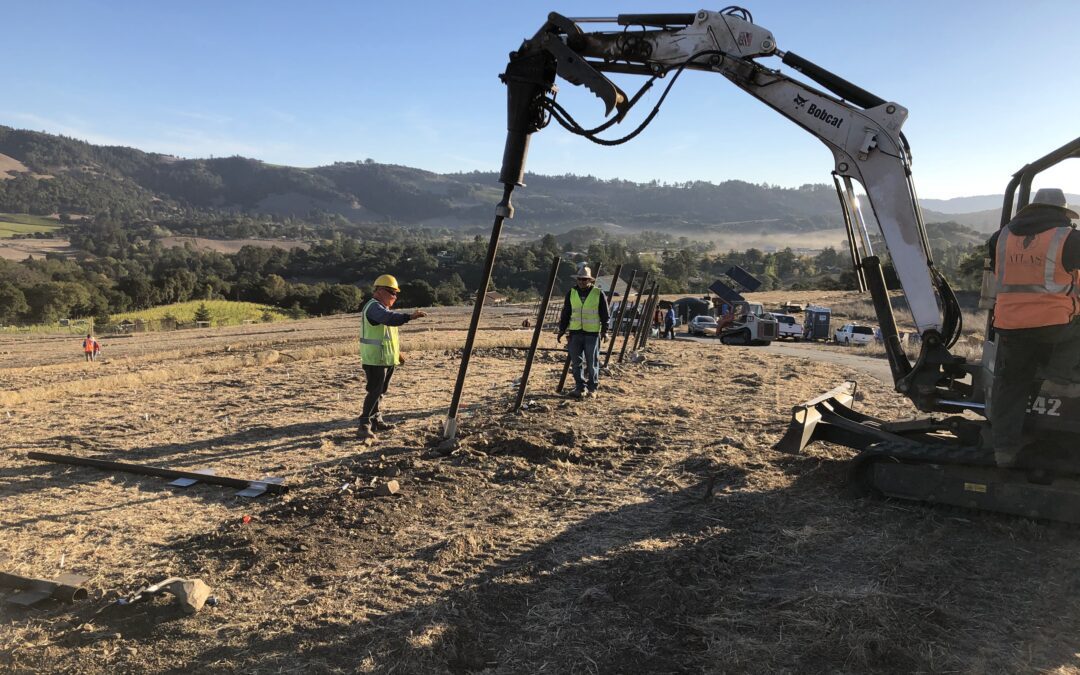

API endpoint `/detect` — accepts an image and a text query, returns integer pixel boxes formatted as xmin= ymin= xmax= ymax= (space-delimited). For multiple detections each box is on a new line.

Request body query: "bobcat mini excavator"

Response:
xmin=492 ymin=8 xmax=1080 ymax=522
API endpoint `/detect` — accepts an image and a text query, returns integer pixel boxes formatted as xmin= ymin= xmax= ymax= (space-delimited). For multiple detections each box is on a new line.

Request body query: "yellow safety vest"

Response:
xmin=359 ymin=298 xmax=400 ymax=366
xmin=569 ymin=287 xmax=602 ymax=333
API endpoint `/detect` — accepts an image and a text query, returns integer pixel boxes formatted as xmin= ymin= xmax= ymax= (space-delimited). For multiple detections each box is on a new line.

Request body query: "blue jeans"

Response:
xmin=568 ymin=332 xmax=601 ymax=392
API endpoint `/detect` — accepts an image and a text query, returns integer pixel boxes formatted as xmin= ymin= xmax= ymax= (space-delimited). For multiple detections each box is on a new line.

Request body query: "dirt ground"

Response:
xmin=156 ymin=237 xmax=311 ymax=255
xmin=0 ymin=238 xmax=74 ymax=261
xmin=2 ymin=306 xmax=1080 ymax=673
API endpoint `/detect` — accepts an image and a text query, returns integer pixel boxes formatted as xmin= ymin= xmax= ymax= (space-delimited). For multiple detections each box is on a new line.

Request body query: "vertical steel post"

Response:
xmin=639 ymin=285 xmax=656 ymax=349
xmin=591 ymin=262 xmax=624 ymax=382
xmin=618 ymin=272 xmax=650 ymax=363
xmin=513 ymin=255 xmax=561 ymax=411
xmin=556 ymin=262 xmax=602 ymax=393
xmin=444 ymin=185 xmax=515 ymax=439
xmin=603 ymin=270 xmax=636 ymax=369
xmin=635 ymin=282 xmax=659 ymax=350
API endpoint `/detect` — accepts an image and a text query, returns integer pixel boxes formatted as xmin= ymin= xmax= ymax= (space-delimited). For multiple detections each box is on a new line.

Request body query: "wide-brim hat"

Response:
xmin=575 ymin=265 xmax=595 ymax=280
xmin=1023 ymin=187 xmax=1078 ymax=219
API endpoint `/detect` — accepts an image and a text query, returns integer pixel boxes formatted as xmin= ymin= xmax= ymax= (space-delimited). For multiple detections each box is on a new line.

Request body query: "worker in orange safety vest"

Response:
xmin=82 ymin=334 xmax=101 ymax=362
xmin=988 ymin=187 xmax=1079 ymax=467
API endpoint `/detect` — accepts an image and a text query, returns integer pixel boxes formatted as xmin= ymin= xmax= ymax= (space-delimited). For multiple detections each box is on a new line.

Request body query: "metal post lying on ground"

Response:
xmin=513 ymin=255 xmax=561 ymax=411
xmin=0 ymin=572 xmax=89 ymax=606
xmin=26 ymin=451 xmax=289 ymax=496
xmin=618 ymin=272 xmax=650 ymax=363
xmin=603 ymin=270 xmax=637 ymax=369
xmin=556 ymin=262 xmax=602 ymax=393
xmin=443 ymin=186 xmax=516 ymax=439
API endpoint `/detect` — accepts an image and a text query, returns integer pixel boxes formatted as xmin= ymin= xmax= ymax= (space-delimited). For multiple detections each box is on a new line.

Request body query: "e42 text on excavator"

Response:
xmin=490 ymin=7 xmax=1080 ymax=523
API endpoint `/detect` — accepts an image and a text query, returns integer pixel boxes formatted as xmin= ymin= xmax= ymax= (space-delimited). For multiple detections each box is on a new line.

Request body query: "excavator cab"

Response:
xmin=979 ymin=137 xmax=1080 ymax=463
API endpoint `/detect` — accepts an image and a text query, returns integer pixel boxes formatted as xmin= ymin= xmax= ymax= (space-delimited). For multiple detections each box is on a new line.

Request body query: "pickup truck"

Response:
xmin=768 ymin=313 xmax=803 ymax=340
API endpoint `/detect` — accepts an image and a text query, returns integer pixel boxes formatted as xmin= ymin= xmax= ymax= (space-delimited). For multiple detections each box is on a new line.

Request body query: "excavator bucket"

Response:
xmin=775 ymin=381 xmax=897 ymax=454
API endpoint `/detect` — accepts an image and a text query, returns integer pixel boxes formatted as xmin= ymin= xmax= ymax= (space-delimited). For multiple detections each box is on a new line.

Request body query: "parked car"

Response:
xmin=834 ymin=323 xmax=876 ymax=346
xmin=768 ymin=313 xmax=803 ymax=340
xmin=688 ymin=315 xmax=719 ymax=336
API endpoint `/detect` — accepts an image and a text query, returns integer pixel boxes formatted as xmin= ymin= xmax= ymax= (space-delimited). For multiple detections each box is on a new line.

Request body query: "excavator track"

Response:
xmin=852 ymin=441 xmax=1080 ymax=524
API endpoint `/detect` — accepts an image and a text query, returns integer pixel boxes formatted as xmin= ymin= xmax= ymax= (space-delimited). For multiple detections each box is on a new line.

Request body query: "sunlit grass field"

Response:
xmin=110 ymin=300 xmax=290 ymax=324
xmin=0 ymin=213 xmax=62 ymax=238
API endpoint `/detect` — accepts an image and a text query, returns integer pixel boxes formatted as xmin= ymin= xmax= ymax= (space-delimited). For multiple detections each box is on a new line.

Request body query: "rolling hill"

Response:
xmin=0 ymin=124 xmax=1033 ymax=237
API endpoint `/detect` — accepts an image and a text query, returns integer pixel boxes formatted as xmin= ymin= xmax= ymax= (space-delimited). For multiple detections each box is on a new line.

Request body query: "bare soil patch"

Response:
xmin=2 ymin=310 xmax=1079 ymax=673
xmin=0 ymin=153 xmax=29 ymax=180
xmin=0 ymin=238 xmax=74 ymax=261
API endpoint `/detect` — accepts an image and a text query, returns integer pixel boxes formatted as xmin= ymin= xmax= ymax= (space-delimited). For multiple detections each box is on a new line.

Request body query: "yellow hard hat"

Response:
xmin=373 ymin=274 xmax=400 ymax=292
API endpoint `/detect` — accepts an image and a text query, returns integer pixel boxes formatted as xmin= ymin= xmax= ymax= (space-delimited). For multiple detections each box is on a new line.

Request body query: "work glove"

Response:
xmin=556 ymin=332 xmax=565 ymax=344
xmin=398 ymin=353 xmax=406 ymax=365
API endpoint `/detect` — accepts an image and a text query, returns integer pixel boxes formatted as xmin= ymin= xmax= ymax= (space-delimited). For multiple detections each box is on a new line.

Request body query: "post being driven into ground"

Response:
xmin=514 ymin=255 xmax=561 ymax=411
xmin=443 ymin=185 xmax=514 ymax=440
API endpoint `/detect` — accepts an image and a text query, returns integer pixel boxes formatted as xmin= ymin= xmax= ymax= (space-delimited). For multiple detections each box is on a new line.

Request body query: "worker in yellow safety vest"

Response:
xmin=988 ymin=188 xmax=1080 ymax=467
xmin=358 ymin=274 xmax=426 ymax=440
xmin=556 ymin=264 xmax=610 ymax=398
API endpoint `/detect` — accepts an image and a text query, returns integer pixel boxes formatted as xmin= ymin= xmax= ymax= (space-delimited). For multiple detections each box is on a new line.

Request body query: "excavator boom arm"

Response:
xmin=502 ymin=8 xmax=973 ymax=412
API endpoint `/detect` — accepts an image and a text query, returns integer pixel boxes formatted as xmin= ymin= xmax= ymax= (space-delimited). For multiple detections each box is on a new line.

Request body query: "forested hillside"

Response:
xmin=1 ymin=125 xmax=983 ymax=236
xmin=0 ymin=125 xmax=992 ymax=327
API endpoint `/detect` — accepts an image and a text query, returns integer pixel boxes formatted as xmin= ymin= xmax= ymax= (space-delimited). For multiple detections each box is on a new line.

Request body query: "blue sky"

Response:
xmin=2 ymin=1 xmax=1077 ymax=199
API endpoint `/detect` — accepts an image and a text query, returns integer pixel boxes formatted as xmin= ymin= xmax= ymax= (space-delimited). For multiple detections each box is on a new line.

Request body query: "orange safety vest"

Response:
xmin=83 ymin=338 xmax=98 ymax=353
xmin=994 ymin=226 xmax=1079 ymax=329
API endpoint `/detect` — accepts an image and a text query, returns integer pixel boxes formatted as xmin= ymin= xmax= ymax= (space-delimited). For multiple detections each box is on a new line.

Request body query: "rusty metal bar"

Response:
xmin=618 ymin=271 xmax=650 ymax=363
xmin=27 ymin=451 xmax=289 ymax=495
xmin=603 ymin=269 xmax=637 ymax=369
xmin=513 ymin=255 xmax=561 ymax=411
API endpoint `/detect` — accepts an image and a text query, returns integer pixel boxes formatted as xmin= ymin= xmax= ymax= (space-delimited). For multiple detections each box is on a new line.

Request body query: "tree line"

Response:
xmin=0 ymin=214 xmax=987 ymax=327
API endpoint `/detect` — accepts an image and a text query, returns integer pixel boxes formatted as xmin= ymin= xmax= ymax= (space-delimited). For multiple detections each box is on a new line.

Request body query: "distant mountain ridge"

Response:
xmin=921 ymin=194 xmax=1080 ymax=215
xmin=0 ymin=124 xmax=1020 ymax=236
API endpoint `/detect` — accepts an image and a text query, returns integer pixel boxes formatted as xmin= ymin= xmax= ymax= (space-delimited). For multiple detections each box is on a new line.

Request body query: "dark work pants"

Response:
xmin=567 ymin=331 xmax=600 ymax=393
xmin=360 ymin=365 xmax=395 ymax=427
xmin=664 ymin=322 xmax=675 ymax=339
xmin=991 ymin=318 xmax=1080 ymax=456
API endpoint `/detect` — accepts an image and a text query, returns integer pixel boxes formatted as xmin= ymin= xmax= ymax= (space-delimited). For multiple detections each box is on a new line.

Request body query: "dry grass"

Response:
xmin=0 ymin=331 xmax=533 ymax=408
xmin=2 ymin=307 xmax=1079 ymax=673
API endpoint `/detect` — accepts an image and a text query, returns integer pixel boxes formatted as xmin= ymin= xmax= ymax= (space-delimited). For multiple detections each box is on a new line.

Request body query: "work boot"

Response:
xmin=372 ymin=419 xmax=397 ymax=432
xmin=356 ymin=425 xmax=376 ymax=441
xmin=569 ymin=388 xmax=585 ymax=400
